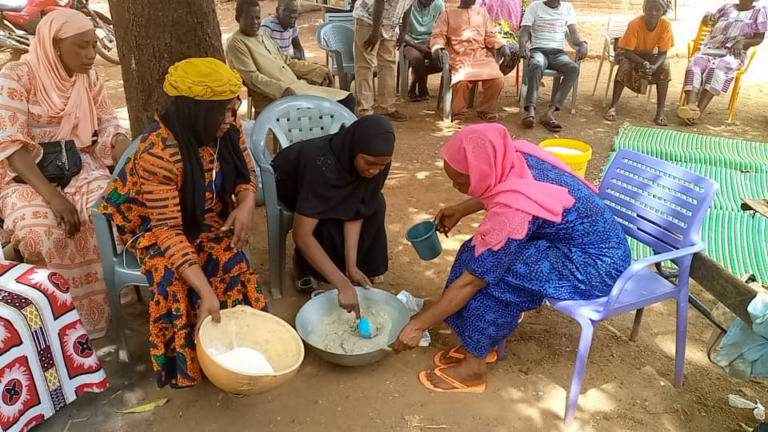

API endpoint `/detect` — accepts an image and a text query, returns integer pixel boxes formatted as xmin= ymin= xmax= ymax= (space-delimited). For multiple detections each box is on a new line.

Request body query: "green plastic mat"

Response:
xmin=614 ymin=124 xmax=768 ymax=173
xmin=608 ymin=125 xmax=768 ymax=283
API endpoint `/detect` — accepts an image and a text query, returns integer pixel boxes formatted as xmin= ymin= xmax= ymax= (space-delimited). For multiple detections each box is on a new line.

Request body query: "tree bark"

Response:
xmin=107 ymin=0 xmax=225 ymax=137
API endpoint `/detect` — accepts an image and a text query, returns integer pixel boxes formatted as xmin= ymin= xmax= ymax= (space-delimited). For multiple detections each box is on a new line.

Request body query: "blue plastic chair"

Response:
xmin=91 ymin=138 xmax=148 ymax=363
xmin=322 ymin=12 xmax=354 ymax=67
xmin=519 ymin=32 xmax=582 ymax=114
xmin=250 ymin=96 xmax=357 ymax=299
xmin=317 ymin=22 xmax=356 ymax=91
xmin=501 ymin=150 xmax=718 ymax=426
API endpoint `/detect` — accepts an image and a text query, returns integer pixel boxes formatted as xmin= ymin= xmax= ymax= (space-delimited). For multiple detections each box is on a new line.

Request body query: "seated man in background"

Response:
xmin=519 ymin=0 xmax=587 ymax=133
xmin=402 ymin=0 xmax=444 ymax=102
xmin=228 ymin=0 xmax=354 ymax=113
xmin=431 ymin=0 xmax=513 ymax=123
xmin=260 ymin=0 xmax=305 ymax=60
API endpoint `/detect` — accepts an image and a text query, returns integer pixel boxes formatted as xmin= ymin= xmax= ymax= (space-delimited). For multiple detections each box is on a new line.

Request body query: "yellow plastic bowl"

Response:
xmin=197 ymin=306 xmax=304 ymax=395
xmin=539 ymin=138 xmax=593 ymax=177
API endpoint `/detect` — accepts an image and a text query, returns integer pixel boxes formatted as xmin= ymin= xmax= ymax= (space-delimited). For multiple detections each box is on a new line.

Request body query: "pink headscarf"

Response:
xmin=442 ymin=124 xmax=598 ymax=255
xmin=476 ymin=0 xmax=523 ymax=31
xmin=23 ymin=9 xmax=96 ymax=148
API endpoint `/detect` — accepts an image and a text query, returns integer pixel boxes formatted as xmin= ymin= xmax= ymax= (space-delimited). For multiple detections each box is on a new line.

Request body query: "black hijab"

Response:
xmin=272 ymin=115 xmax=395 ymax=220
xmin=159 ymin=96 xmax=251 ymax=241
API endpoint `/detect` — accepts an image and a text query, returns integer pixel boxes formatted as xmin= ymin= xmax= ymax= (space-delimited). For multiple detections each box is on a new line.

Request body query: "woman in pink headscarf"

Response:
xmin=390 ymin=124 xmax=631 ymax=393
xmin=0 ymin=9 xmax=130 ymax=338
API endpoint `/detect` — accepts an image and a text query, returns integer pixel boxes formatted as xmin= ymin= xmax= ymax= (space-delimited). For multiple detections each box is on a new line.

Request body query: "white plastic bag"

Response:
xmin=396 ymin=290 xmax=431 ymax=347
xmin=729 ymin=394 xmax=766 ymax=421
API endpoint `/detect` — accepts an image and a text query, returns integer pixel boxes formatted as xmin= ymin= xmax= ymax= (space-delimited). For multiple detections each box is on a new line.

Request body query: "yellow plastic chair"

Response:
xmin=679 ymin=21 xmax=757 ymax=122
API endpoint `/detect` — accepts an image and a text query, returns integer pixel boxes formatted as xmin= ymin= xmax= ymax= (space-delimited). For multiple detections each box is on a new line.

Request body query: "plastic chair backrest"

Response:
xmin=317 ymin=22 xmax=355 ymax=66
xmin=599 ymin=149 xmax=718 ymax=256
xmin=691 ymin=21 xmax=713 ymax=55
xmin=324 ymin=12 xmax=353 ymax=25
xmin=606 ymin=14 xmax=633 ymax=39
xmin=249 ymin=96 xmax=357 ymax=212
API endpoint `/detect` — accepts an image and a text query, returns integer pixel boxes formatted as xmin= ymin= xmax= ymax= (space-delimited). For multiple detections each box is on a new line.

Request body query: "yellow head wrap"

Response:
xmin=163 ymin=57 xmax=243 ymax=100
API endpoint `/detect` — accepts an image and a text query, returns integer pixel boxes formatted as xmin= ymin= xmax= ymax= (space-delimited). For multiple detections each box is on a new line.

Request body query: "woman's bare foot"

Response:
xmin=654 ymin=113 xmax=669 ymax=126
xmin=426 ymin=355 xmax=487 ymax=390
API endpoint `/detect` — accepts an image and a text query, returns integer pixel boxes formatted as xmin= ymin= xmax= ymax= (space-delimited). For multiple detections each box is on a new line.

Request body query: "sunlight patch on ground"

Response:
xmin=414 ymin=171 xmax=433 ymax=180
xmin=115 ymin=106 xmax=130 ymax=129
xmin=654 ymin=332 xmax=711 ymax=368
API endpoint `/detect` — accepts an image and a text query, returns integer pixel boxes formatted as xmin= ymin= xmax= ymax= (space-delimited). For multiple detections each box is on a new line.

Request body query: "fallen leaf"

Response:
xmin=118 ymin=398 xmax=169 ymax=414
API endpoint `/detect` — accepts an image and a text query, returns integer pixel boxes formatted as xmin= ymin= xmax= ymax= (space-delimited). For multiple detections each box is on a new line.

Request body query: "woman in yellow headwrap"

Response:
xmin=99 ymin=58 xmax=267 ymax=388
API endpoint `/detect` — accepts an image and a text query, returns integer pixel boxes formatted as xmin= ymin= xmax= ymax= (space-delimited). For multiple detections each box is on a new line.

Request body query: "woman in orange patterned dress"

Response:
xmin=0 ymin=10 xmax=131 ymax=338
xmin=99 ymin=58 xmax=267 ymax=388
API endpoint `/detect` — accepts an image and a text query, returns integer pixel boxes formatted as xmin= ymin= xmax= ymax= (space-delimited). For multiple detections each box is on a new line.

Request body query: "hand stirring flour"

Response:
xmin=213 ymin=347 xmax=275 ymax=375
xmin=309 ymin=305 xmax=392 ymax=354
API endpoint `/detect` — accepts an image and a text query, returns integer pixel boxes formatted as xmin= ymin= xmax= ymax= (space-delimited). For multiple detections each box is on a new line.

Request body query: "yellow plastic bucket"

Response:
xmin=539 ymin=139 xmax=593 ymax=177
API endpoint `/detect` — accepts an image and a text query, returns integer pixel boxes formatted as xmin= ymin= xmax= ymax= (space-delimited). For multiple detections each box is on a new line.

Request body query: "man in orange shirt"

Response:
xmin=604 ymin=0 xmax=674 ymax=126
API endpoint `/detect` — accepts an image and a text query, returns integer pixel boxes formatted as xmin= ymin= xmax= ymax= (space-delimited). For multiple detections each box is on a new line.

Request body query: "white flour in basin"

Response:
xmin=309 ymin=306 xmax=392 ymax=355
xmin=212 ymin=347 xmax=275 ymax=375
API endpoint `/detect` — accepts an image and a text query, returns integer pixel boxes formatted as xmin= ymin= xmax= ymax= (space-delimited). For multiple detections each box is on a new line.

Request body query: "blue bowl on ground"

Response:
xmin=406 ymin=221 xmax=442 ymax=261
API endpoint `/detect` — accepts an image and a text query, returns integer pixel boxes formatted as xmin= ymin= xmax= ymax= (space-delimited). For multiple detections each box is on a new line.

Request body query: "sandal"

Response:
xmin=522 ymin=115 xmax=535 ymax=129
xmin=677 ymin=106 xmax=701 ymax=120
xmin=408 ymin=92 xmax=421 ymax=102
xmin=540 ymin=117 xmax=563 ymax=133
xmin=604 ymin=108 xmax=617 ymax=122
xmin=451 ymin=114 xmax=466 ymax=125
xmin=478 ymin=112 xmax=499 ymax=122
xmin=654 ymin=114 xmax=669 ymax=127
xmin=418 ymin=366 xmax=486 ymax=393
xmin=434 ymin=346 xmax=498 ymax=367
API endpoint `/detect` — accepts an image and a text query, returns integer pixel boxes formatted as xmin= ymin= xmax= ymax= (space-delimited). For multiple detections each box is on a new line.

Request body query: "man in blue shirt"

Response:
xmin=260 ymin=0 xmax=306 ymax=60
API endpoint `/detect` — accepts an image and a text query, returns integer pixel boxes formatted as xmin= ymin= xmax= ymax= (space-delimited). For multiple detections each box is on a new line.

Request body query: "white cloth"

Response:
xmin=521 ymin=1 xmax=576 ymax=50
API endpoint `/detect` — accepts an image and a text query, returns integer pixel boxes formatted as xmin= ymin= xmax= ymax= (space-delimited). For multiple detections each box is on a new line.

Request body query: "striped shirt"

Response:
xmin=259 ymin=15 xmax=299 ymax=53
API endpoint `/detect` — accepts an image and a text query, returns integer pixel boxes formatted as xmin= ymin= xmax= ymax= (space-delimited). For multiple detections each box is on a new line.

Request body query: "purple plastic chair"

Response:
xmin=499 ymin=149 xmax=718 ymax=426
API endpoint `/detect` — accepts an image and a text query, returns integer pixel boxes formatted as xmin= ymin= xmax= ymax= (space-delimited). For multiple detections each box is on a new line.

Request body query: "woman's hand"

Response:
xmin=347 ymin=266 xmax=372 ymax=288
xmin=111 ymin=134 xmax=131 ymax=165
xmin=434 ymin=204 xmax=466 ymax=237
xmin=390 ymin=319 xmax=425 ymax=353
xmin=195 ymin=292 xmax=221 ymax=335
xmin=221 ymin=202 xmax=254 ymax=251
xmin=730 ymin=41 xmax=745 ymax=58
xmin=337 ymin=284 xmax=360 ymax=317
xmin=49 ymin=192 xmax=81 ymax=237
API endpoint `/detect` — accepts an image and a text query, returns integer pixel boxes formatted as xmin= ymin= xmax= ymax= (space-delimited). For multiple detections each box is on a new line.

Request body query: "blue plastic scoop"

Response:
xmin=357 ymin=316 xmax=372 ymax=339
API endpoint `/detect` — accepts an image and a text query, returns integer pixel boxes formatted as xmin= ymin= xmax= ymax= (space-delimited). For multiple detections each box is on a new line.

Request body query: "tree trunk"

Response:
xmin=107 ymin=0 xmax=225 ymax=137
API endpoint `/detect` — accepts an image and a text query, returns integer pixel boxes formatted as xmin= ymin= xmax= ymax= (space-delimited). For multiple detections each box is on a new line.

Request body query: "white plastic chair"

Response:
xmin=592 ymin=15 xmax=634 ymax=107
xmin=249 ymin=95 xmax=357 ymax=299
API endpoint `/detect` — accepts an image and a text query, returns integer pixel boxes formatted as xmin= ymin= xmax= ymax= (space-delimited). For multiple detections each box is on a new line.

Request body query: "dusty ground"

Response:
xmin=37 ymin=1 xmax=768 ymax=431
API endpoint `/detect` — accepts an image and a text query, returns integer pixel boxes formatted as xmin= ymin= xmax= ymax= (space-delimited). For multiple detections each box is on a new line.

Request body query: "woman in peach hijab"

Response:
xmin=0 ymin=9 xmax=130 ymax=338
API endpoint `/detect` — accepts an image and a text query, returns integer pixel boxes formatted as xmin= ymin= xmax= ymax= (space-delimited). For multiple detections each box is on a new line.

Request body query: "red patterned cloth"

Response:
xmin=0 ymin=261 xmax=108 ymax=431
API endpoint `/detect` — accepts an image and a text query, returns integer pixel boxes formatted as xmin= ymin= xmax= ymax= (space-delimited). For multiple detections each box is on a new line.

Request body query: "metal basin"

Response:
xmin=295 ymin=287 xmax=409 ymax=367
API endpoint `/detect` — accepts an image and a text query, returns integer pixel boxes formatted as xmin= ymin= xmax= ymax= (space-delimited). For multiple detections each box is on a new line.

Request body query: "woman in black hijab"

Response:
xmin=273 ymin=115 xmax=395 ymax=313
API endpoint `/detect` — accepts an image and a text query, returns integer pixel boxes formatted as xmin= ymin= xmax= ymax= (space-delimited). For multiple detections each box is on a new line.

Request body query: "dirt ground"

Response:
xmin=37 ymin=1 xmax=768 ymax=431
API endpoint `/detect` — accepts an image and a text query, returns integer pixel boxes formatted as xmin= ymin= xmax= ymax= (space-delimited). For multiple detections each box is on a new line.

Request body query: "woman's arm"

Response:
xmin=390 ymin=271 xmax=486 ymax=352
xmin=182 ymin=264 xmax=221 ymax=332
xmin=343 ymin=219 xmax=371 ymax=287
xmin=7 ymin=148 xmax=81 ymax=236
xmin=435 ymin=197 xmax=484 ymax=236
xmin=293 ymin=213 xmax=360 ymax=314
xmin=91 ymin=70 xmax=130 ymax=166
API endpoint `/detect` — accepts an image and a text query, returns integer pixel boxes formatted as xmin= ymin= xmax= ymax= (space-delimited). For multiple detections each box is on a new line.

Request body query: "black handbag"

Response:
xmin=14 ymin=140 xmax=82 ymax=188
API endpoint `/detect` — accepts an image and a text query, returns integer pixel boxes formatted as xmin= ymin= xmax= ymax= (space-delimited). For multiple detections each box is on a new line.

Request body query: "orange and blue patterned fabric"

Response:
xmin=99 ymin=119 xmax=267 ymax=388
